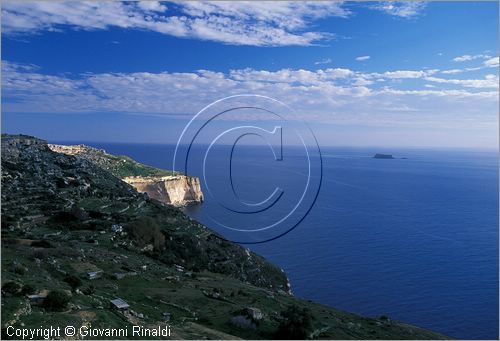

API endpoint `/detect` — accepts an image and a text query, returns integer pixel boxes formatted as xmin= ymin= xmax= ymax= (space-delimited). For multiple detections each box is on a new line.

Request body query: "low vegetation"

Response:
xmin=43 ymin=290 xmax=71 ymax=312
xmin=125 ymin=217 xmax=166 ymax=251
xmin=275 ymin=305 xmax=314 ymax=339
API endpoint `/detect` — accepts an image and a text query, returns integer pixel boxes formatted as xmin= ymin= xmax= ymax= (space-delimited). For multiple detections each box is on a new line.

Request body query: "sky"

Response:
xmin=1 ymin=1 xmax=499 ymax=149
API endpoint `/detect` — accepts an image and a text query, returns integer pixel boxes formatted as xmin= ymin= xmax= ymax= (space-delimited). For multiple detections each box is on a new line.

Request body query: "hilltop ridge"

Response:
xmin=47 ymin=143 xmax=177 ymax=178
xmin=48 ymin=143 xmax=203 ymax=206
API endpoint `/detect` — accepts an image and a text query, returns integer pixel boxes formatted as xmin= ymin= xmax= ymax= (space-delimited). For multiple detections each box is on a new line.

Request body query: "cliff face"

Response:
xmin=123 ymin=175 xmax=204 ymax=206
xmin=48 ymin=143 xmax=203 ymax=206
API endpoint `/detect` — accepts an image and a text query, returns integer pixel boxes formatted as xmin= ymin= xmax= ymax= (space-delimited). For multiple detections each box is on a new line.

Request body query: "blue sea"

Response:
xmin=63 ymin=142 xmax=499 ymax=339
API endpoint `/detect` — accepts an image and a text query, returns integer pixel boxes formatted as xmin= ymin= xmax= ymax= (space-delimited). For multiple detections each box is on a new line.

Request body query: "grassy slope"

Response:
xmin=1 ymin=235 xmax=448 ymax=340
xmin=48 ymin=142 xmax=179 ymax=178
xmin=88 ymin=153 xmax=177 ymax=178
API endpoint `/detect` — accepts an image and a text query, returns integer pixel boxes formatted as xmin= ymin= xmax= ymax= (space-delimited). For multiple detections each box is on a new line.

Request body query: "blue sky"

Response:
xmin=1 ymin=1 xmax=499 ymax=148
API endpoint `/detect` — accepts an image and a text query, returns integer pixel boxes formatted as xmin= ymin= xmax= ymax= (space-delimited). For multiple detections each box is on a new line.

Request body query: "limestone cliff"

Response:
xmin=123 ymin=175 xmax=204 ymax=206
xmin=48 ymin=143 xmax=203 ymax=206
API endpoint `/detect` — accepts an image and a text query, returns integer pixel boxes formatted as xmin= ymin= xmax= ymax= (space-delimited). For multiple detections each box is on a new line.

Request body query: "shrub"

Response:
xmin=63 ymin=275 xmax=82 ymax=292
xmin=2 ymin=282 xmax=21 ymax=295
xmin=198 ymin=315 xmax=212 ymax=325
xmin=43 ymin=290 xmax=70 ymax=311
xmin=88 ymin=210 xmax=105 ymax=219
xmin=125 ymin=217 xmax=165 ymax=251
xmin=13 ymin=264 xmax=27 ymax=275
xmin=82 ymin=284 xmax=95 ymax=296
xmin=275 ymin=305 xmax=314 ymax=340
xmin=230 ymin=315 xmax=256 ymax=330
xmin=70 ymin=206 xmax=89 ymax=221
xmin=237 ymin=289 xmax=249 ymax=297
xmin=51 ymin=211 xmax=78 ymax=223
xmin=31 ymin=240 xmax=53 ymax=248
xmin=21 ymin=284 xmax=36 ymax=295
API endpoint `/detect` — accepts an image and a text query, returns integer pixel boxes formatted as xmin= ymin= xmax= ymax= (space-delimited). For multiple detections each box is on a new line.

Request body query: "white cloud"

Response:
xmin=315 ymin=58 xmax=332 ymax=65
xmin=178 ymin=1 xmax=350 ymax=29
xmin=228 ymin=67 xmax=355 ymax=84
xmin=382 ymin=70 xmax=433 ymax=79
xmin=374 ymin=1 xmax=427 ymax=18
xmin=452 ymin=54 xmax=490 ymax=62
xmin=453 ymin=55 xmax=473 ymax=62
xmin=359 ymin=68 xmax=440 ymax=82
xmin=441 ymin=69 xmax=463 ymax=75
xmin=441 ymin=58 xmax=499 ymax=74
xmin=425 ymin=75 xmax=499 ymax=89
xmin=484 ymin=57 xmax=499 ymax=67
xmin=136 ymin=1 xmax=168 ymax=12
xmin=1 ymin=1 xmax=350 ymax=46
xmin=2 ymin=61 xmax=498 ymax=131
xmin=355 ymin=55 xmax=370 ymax=61
xmin=378 ymin=84 xmax=497 ymax=99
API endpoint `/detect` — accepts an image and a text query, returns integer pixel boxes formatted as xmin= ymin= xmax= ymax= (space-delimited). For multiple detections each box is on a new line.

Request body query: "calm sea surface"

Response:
xmin=64 ymin=142 xmax=499 ymax=339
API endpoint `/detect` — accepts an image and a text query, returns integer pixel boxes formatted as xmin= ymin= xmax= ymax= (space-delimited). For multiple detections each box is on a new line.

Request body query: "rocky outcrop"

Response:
xmin=2 ymin=134 xmax=49 ymax=161
xmin=123 ymin=175 xmax=204 ymax=206
xmin=48 ymin=143 xmax=203 ymax=206
xmin=48 ymin=143 xmax=102 ymax=156
xmin=48 ymin=143 xmax=175 ymax=178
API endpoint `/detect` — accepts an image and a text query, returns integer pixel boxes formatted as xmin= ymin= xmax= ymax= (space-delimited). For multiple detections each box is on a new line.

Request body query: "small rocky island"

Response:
xmin=374 ymin=153 xmax=395 ymax=159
